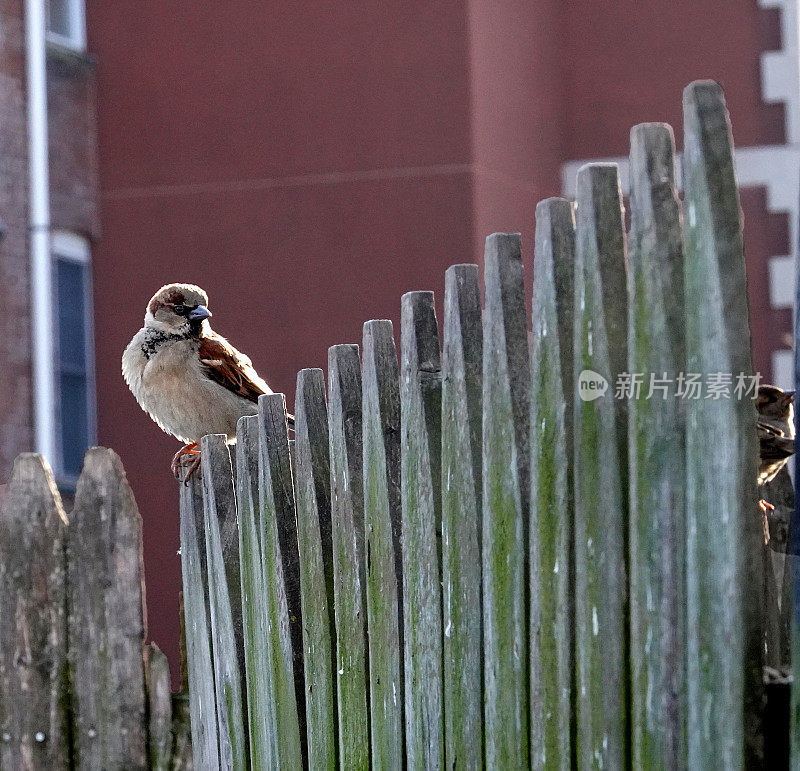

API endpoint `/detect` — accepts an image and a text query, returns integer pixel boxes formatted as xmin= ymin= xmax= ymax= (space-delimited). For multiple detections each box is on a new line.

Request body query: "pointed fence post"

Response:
xmin=362 ymin=319 xmax=405 ymax=769
xmin=294 ymin=368 xmax=337 ymax=768
xmin=68 ymin=447 xmax=148 ymax=769
xmin=441 ymin=264 xmax=483 ymax=768
xmin=482 ymin=232 xmax=531 ymax=768
xmin=529 ymin=199 xmax=576 ymax=771
xmin=146 ymin=643 xmax=173 ymax=771
xmin=179 ymin=467 xmax=220 ymax=769
xmin=201 ymin=435 xmax=247 ymax=770
xmin=573 ymin=163 xmax=629 ymax=770
xmin=258 ymin=393 xmax=305 ymax=768
xmin=627 ymin=122 xmax=687 ymax=768
xmin=236 ymin=414 xmax=277 ymax=768
xmin=400 ymin=291 xmax=444 ymax=768
xmin=328 ymin=344 xmax=370 ymax=768
xmin=683 ymin=80 xmax=763 ymax=767
xmin=0 ymin=454 xmax=69 ymax=771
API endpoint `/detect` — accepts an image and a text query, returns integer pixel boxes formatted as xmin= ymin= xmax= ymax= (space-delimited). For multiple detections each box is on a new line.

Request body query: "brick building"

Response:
xmin=0 ymin=1 xmax=796 ymax=675
xmin=0 ymin=0 xmax=98 ymax=486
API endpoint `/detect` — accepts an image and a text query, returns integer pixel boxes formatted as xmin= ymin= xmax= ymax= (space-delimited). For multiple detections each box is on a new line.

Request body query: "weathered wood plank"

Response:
xmin=68 ymin=447 xmax=148 ymax=770
xmin=362 ymin=319 xmax=405 ymax=769
xmin=236 ymin=414 xmax=276 ymax=769
xmin=179 ymin=470 xmax=220 ymax=769
xmin=627 ymin=123 xmax=687 ymax=770
xmin=441 ymin=264 xmax=483 ymax=769
xmin=400 ymin=291 xmax=444 ymax=768
xmin=793 ymin=269 xmax=800 ymax=765
xmin=761 ymin=467 xmax=792 ymax=668
xmin=683 ymin=80 xmax=763 ymax=767
xmin=257 ymin=393 xmax=304 ymax=768
xmin=328 ymin=343 xmax=370 ymax=768
xmin=482 ymin=232 xmax=531 ymax=768
xmin=529 ymin=199 xmax=575 ymax=771
xmin=573 ymin=163 xmax=629 ymax=770
xmin=201 ymin=435 xmax=247 ymax=770
xmin=295 ymin=368 xmax=338 ymax=769
xmin=146 ymin=643 xmax=173 ymax=771
xmin=0 ymin=454 xmax=69 ymax=771
xmin=171 ymin=690 xmax=194 ymax=770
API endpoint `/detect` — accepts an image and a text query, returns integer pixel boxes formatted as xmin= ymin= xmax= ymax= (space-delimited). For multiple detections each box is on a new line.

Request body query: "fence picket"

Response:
xmin=179 ymin=469 xmax=220 ymax=768
xmin=529 ymin=199 xmax=576 ymax=771
xmin=200 ymin=435 xmax=248 ymax=770
xmin=794 ymin=270 xmax=800 ymax=766
xmin=441 ymin=264 xmax=483 ymax=768
xmin=400 ymin=291 xmax=444 ymax=768
xmin=146 ymin=643 xmax=173 ymax=771
xmin=236 ymin=414 xmax=276 ymax=768
xmin=682 ymin=80 xmax=763 ymax=766
xmin=627 ymin=123 xmax=687 ymax=769
xmin=295 ymin=368 xmax=338 ymax=768
xmin=68 ymin=447 xmax=148 ymax=769
xmin=482 ymin=232 xmax=531 ymax=768
xmin=171 ymin=691 xmax=194 ymax=770
xmin=573 ymin=163 xmax=628 ymax=769
xmin=328 ymin=343 xmax=371 ymax=768
xmin=0 ymin=454 xmax=69 ymax=770
xmin=257 ymin=393 xmax=305 ymax=767
xmin=362 ymin=319 xmax=405 ymax=769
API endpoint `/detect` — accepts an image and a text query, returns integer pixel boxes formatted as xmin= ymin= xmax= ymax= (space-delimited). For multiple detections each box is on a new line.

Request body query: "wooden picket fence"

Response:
xmin=0 ymin=448 xmax=193 ymax=769
xmin=0 ymin=79 xmax=793 ymax=769
xmin=175 ymin=80 xmax=782 ymax=769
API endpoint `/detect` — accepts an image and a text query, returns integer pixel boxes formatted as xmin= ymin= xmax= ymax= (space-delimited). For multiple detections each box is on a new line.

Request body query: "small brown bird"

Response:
xmin=122 ymin=283 xmax=291 ymax=478
xmin=757 ymin=384 xmax=795 ymax=485
xmin=756 ymin=384 xmax=795 ymax=543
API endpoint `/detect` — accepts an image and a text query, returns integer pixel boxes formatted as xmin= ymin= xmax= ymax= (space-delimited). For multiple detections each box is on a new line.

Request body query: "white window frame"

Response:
xmin=51 ymin=230 xmax=96 ymax=484
xmin=45 ymin=0 xmax=87 ymax=53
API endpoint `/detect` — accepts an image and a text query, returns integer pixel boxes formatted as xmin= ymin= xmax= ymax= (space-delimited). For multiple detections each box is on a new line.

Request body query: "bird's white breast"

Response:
xmin=122 ymin=328 xmax=259 ymax=444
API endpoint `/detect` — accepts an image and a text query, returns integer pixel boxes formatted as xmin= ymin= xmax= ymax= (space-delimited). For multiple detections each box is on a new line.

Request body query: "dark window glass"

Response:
xmin=59 ymin=371 xmax=88 ymax=478
xmin=55 ymin=256 xmax=93 ymax=480
xmin=47 ymin=0 xmax=72 ymax=39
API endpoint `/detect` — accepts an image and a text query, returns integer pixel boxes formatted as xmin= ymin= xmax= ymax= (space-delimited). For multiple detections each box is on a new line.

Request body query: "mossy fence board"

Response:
xmin=0 ymin=81 xmax=787 ymax=769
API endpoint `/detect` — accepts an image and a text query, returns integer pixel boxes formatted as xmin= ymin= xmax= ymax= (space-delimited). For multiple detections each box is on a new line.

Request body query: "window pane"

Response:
xmin=47 ymin=0 xmax=73 ymax=39
xmin=57 ymin=259 xmax=86 ymax=368
xmin=59 ymin=372 xmax=88 ymax=478
xmin=53 ymin=249 xmax=94 ymax=481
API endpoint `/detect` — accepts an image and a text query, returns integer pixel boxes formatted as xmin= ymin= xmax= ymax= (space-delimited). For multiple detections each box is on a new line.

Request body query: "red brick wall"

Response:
xmin=562 ymin=0 xmax=784 ymax=158
xmin=0 ymin=0 xmax=32 ymax=482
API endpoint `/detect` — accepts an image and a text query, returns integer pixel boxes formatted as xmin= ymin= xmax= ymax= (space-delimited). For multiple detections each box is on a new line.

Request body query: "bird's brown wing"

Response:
xmin=198 ymin=333 xmax=295 ymax=427
xmin=760 ymin=434 xmax=795 ymax=462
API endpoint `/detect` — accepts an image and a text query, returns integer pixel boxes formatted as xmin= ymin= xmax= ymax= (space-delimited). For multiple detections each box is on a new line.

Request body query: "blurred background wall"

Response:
xmin=0 ymin=0 xmax=795 ymax=679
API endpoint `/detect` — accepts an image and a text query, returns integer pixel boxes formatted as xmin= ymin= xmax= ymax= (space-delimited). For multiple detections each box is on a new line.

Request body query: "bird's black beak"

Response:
xmin=189 ymin=305 xmax=211 ymax=322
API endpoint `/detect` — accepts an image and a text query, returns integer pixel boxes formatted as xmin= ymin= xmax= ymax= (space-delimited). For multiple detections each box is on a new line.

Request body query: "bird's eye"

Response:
xmin=174 ymin=304 xmax=185 ymax=315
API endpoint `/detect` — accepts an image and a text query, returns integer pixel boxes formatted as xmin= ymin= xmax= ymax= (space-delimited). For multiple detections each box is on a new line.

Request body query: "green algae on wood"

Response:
xmin=362 ymin=319 xmax=404 ymax=769
xmin=328 ymin=344 xmax=371 ymax=769
xmin=573 ymin=163 xmax=629 ymax=770
xmin=294 ymin=368 xmax=338 ymax=769
xmin=529 ymin=199 xmax=576 ymax=771
xmin=400 ymin=291 xmax=444 ymax=768
xmin=482 ymin=233 xmax=531 ymax=768
xmin=441 ymin=264 xmax=483 ymax=769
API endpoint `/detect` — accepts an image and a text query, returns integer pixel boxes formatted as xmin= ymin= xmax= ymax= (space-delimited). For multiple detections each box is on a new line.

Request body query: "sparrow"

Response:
xmin=756 ymin=384 xmax=795 ymax=543
xmin=122 ymin=283 xmax=292 ymax=479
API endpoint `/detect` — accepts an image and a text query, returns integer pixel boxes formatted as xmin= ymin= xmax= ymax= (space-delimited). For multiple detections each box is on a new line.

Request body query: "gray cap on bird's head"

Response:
xmin=145 ymin=283 xmax=212 ymax=330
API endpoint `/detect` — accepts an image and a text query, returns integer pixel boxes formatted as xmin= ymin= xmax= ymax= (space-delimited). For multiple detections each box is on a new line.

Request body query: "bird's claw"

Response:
xmin=171 ymin=443 xmax=201 ymax=484
xmin=759 ymin=499 xmax=774 ymax=546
